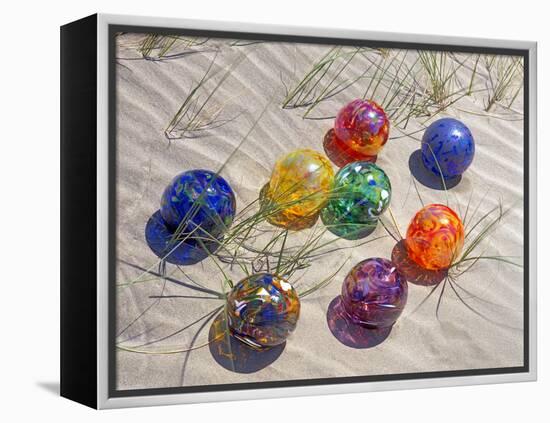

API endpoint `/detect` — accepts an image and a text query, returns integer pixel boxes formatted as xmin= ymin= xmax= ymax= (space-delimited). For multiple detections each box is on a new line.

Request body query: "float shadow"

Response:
xmin=391 ymin=240 xmax=447 ymax=286
xmin=408 ymin=149 xmax=461 ymax=190
xmin=326 ymin=297 xmax=392 ymax=349
xmin=208 ymin=313 xmax=285 ymax=373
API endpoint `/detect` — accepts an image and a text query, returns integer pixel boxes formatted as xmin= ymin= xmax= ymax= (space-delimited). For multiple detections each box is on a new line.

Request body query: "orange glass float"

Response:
xmin=405 ymin=204 xmax=464 ymax=270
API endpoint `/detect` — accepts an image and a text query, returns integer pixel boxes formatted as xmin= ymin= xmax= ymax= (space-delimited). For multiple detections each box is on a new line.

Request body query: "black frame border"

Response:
xmin=60 ymin=14 xmax=98 ymax=409
xmin=108 ymin=24 xmax=530 ymax=399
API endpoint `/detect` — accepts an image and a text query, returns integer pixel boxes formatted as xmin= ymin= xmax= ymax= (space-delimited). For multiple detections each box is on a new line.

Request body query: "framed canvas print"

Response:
xmin=60 ymin=13 xmax=537 ymax=409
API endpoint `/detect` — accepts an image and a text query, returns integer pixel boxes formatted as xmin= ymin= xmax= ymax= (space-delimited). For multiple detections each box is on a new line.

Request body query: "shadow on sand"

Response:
xmin=326 ymin=297 xmax=392 ymax=349
xmin=408 ymin=149 xmax=461 ymax=190
xmin=208 ymin=313 xmax=285 ymax=373
xmin=391 ymin=240 xmax=447 ymax=286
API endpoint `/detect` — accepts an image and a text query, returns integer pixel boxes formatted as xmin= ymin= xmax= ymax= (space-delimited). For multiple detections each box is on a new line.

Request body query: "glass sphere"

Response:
xmin=421 ymin=118 xmax=475 ymax=178
xmin=321 ymin=161 xmax=391 ymax=239
xmin=160 ymin=169 xmax=236 ymax=240
xmin=341 ymin=258 xmax=408 ymax=328
xmin=332 ymin=99 xmax=389 ymax=162
xmin=406 ymin=203 xmax=465 ymax=270
xmin=264 ymin=149 xmax=334 ymax=230
xmin=226 ymin=273 xmax=301 ymax=349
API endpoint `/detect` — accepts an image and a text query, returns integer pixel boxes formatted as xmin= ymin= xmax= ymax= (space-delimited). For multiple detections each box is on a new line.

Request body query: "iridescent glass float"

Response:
xmin=226 ymin=273 xmax=301 ymax=349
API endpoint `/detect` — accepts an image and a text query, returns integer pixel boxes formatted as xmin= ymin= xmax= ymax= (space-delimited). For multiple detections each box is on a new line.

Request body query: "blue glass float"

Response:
xmin=226 ymin=273 xmax=301 ymax=349
xmin=146 ymin=169 xmax=236 ymax=265
xmin=421 ymin=118 xmax=475 ymax=178
xmin=160 ymin=169 xmax=236 ymax=240
xmin=341 ymin=258 xmax=408 ymax=328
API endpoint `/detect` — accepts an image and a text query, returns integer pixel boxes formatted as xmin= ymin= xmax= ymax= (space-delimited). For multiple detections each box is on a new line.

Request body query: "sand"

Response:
xmin=114 ymin=34 xmax=524 ymax=390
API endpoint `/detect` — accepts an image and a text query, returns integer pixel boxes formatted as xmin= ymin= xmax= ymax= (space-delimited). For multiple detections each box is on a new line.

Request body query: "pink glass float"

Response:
xmin=324 ymin=99 xmax=389 ymax=166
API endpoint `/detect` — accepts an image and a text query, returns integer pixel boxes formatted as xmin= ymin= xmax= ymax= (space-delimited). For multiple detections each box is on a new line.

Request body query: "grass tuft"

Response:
xmin=139 ymin=34 xmax=210 ymax=61
xmin=165 ymin=53 xmax=244 ymax=140
xmin=483 ymin=55 xmax=523 ymax=112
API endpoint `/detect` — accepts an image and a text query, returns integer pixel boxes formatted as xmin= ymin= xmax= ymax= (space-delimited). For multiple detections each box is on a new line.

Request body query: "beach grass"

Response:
xmin=139 ymin=34 xmax=210 ymax=61
xmin=281 ymin=46 xmax=378 ymax=119
xmin=164 ymin=52 xmax=244 ymax=140
xmin=483 ymin=55 xmax=523 ymax=112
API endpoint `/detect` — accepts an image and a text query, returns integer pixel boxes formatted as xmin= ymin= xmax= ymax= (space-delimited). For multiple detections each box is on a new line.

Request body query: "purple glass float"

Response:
xmin=341 ymin=258 xmax=408 ymax=328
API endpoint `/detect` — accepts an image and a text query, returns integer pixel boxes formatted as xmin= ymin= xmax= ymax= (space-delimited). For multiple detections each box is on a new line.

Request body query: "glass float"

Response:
xmin=321 ymin=161 xmax=391 ymax=239
xmin=262 ymin=149 xmax=334 ymax=230
xmin=341 ymin=258 xmax=408 ymax=328
xmin=146 ymin=169 xmax=236 ymax=265
xmin=324 ymin=99 xmax=389 ymax=166
xmin=226 ymin=273 xmax=301 ymax=349
xmin=160 ymin=169 xmax=236 ymax=240
xmin=406 ymin=203 xmax=465 ymax=270
xmin=421 ymin=117 xmax=475 ymax=178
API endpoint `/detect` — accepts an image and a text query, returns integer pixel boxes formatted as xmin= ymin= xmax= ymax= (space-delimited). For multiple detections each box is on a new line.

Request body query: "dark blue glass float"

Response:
xmin=421 ymin=118 xmax=475 ymax=178
xmin=146 ymin=169 xmax=236 ymax=265
xmin=160 ymin=169 xmax=236 ymax=239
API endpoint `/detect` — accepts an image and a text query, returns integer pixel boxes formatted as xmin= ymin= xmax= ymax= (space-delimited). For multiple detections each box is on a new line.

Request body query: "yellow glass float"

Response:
xmin=261 ymin=149 xmax=334 ymax=230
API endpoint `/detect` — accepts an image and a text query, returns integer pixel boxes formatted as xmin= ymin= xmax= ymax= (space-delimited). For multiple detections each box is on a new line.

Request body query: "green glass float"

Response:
xmin=321 ymin=161 xmax=391 ymax=240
